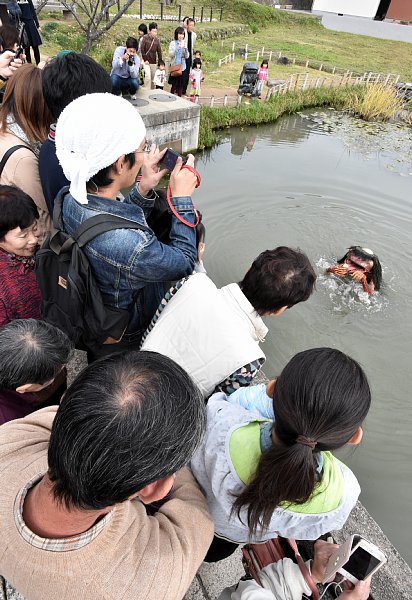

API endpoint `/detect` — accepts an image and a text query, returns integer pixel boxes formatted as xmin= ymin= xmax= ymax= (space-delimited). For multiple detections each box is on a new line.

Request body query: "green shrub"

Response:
xmin=41 ymin=21 xmax=60 ymax=40
xmin=249 ymin=22 xmax=259 ymax=34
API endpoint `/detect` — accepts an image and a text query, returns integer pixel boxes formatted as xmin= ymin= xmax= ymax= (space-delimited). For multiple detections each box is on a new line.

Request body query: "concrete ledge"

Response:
xmin=333 ymin=502 xmax=412 ymax=600
xmin=132 ymin=87 xmax=200 ymax=152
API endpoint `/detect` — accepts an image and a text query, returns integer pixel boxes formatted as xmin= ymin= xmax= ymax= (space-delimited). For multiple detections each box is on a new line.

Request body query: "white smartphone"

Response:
xmin=322 ymin=534 xmax=387 ymax=585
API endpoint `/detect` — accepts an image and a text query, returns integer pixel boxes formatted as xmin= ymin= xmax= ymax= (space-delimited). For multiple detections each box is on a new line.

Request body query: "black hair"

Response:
xmin=338 ymin=246 xmax=382 ymax=291
xmin=233 ymin=348 xmax=371 ymax=534
xmin=0 ymin=319 xmax=72 ymax=388
xmin=138 ymin=23 xmax=147 ymax=35
xmin=87 ymin=152 xmax=136 ymax=190
xmin=195 ymin=50 xmax=202 ymax=56
xmin=260 ymin=60 xmax=268 ymax=68
xmin=174 ymin=26 xmax=185 ymax=40
xmin=125 ymin=36 xmax=138 ymax=50
xmin=149 ymin=22 xmax=157 ymax=31
xmin=158 ymin=59 xmax=165 ymax=67
xmin=196 ymin=221 xmax=205 ymax=248
xmin=182 ymin=15 xmax=190 ymax=24
xmin=42 ymin=52 xmax=112 ymax=120
xmin=192 ymin=58 xmax=202 ymax=69
xmin=0 ymin=185 xmax=39 ymax=240
xmin=48 ymin=350 xmax=206 ymax=510
xmin=187 ymin=17 xmax=195 ymax=24
xmin=0 ymin=25 xmax=19 ymax=51
xmin=239 ymin=246 xmax=316 ymax=315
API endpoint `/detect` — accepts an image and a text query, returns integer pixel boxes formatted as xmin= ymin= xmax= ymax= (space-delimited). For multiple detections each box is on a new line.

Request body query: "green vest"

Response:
xmin=229 ymin=421 xmax=345 ymax=514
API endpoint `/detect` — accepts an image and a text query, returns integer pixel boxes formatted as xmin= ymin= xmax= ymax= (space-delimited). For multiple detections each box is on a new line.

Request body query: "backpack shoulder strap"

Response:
xmin=73 ymin=214 xmax=151 ymax=248
xmin=0 ymin=144 xmax=34 ymax=178
xmin=52 ymin=191 xmax=66 ymax=231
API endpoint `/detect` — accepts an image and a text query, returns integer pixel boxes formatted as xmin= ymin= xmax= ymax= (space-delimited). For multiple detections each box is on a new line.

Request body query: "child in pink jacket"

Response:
xmin=257 ymin=60 xmax=269 ymax=99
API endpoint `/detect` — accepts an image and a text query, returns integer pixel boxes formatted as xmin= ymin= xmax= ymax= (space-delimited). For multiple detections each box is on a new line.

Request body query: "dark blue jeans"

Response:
xmin=111 ymin=74 xmax=139 ymax=96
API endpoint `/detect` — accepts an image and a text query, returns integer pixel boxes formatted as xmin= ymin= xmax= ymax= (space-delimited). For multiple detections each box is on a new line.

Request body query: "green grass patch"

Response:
xmin=198 ymin=86 xmax=365 ymax=147
xmin=204 ymin=56 xmax=334 ymax=90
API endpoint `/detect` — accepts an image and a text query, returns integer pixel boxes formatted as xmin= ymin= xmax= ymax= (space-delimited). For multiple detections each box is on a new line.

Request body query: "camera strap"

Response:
xmin=166 ymin=165 xmax=200 ymax=228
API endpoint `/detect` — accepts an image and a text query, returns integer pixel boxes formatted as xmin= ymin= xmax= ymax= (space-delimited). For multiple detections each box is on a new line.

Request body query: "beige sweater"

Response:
xmin=0 ymin=130 xmax=51 ymax=241
xmin=0 ymin=407 xmax=214 ymax=600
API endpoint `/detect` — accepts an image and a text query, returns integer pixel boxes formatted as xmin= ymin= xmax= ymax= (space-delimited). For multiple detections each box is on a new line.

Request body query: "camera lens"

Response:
xmin=128 ymin=58 xmax=134 ymax=66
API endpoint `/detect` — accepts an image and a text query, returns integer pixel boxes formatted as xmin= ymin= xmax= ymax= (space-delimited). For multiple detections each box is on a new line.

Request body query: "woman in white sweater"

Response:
xmin=168 ymin=26 xmax=189 ymax=96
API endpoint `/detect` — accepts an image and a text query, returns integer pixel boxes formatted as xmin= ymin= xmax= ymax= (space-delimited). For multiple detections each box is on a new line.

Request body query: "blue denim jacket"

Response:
xmin=60 ymin=185 xmax=197 ymax=344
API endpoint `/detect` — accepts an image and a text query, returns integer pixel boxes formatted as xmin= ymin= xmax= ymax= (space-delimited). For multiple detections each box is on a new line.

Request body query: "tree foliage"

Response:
xmin=43 ymin=0 xmax=138 ymax=53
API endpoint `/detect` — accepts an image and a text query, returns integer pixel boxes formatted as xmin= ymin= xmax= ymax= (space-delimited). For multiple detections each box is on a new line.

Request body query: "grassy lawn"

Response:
xmin=39 ymin=4 xmax=412 ymax=82
xmin=204 ymin=58 xmax=334 ymax=91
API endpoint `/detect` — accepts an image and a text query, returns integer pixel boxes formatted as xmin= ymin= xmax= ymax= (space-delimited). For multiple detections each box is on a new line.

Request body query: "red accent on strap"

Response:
xmin=166 ymin=164 xmax=201 ymax=228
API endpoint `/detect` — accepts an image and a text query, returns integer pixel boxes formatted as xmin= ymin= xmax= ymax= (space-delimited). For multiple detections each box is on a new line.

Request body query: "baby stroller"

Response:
xmin=238 ymin=62 xmax=259 ymax=96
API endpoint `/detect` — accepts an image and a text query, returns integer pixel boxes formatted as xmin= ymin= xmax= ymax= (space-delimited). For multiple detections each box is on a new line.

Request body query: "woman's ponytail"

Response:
xmin=232 ymin=348 xmax=371 ymax=536
xmin=233 ymin=441 xmax=317 ymax=534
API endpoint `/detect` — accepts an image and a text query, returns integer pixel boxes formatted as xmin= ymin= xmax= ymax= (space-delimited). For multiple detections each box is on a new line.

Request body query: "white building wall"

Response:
xmin=312 ymin=0 xmax=381 ymax=18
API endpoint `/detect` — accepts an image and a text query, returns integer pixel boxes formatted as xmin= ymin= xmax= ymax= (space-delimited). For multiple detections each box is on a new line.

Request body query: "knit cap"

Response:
xmin=55 ymin=93 xmax=146 ymax=204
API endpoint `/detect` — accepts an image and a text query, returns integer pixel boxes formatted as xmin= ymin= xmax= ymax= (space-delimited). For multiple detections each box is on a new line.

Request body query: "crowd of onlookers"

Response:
xmin=110 ymin=17 xmax=203 ymax=98
xmin=0 ymin=19 xmax=372 ymax=600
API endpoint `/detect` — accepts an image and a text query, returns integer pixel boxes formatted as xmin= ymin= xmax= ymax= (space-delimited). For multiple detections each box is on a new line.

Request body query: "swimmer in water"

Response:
xmin=327 ymin=246 xmax=382 ymax=295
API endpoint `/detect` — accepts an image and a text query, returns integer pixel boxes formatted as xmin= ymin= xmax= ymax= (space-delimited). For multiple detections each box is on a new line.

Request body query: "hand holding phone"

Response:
xmin=160 ymin=148 xmax=187 ymax=172
xmin=340 ymin=579 xmax=371 ymax=600
xmin=138 ymin=144 xmax=168 ymax=196
xmin=322 ymin=535 xmax=386 ymax=585
xmin=169 ymin=153 xmax=197 ymax=198
xmin=311 ymin=540 xmax=340 ymax=583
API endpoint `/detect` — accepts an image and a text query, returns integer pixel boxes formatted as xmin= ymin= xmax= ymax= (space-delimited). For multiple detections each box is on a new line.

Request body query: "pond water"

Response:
xmin=194 ymin=109 xmax=412 ymax=566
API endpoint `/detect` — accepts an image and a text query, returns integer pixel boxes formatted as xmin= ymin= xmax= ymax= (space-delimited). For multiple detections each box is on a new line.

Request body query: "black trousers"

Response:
xmin=203 ymin=535 xmax=239 ymax=563
xmin=182 ymin=55 xmax=192 ymax=94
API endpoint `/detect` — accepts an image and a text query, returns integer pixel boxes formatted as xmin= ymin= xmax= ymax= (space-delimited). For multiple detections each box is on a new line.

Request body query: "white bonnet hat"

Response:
xmin=55 ymin=93 xmax=146 ymax=204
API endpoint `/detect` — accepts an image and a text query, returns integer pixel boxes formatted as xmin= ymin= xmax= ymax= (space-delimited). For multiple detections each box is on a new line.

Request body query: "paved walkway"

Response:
xmin=314 ymin=11 xmax=412 ymax=43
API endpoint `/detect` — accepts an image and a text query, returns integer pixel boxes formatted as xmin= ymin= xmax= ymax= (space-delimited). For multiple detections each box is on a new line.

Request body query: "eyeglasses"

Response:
xmin=136 ymin=141 xmax=153 ymax=154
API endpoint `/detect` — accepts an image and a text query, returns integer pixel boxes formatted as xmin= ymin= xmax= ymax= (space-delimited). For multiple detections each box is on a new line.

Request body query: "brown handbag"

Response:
xmin=242 ymin=537 xmax=319 ymax=600
xmin=169 ymin=63 xmax=182 ymax=77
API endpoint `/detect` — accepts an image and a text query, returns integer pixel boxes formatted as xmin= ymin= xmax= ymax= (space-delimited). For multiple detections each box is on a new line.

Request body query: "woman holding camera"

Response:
xmin=168 ymin=26 xmax=189 ymax=97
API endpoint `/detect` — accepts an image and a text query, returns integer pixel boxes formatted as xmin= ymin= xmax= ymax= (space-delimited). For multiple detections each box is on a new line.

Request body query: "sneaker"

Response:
xmin=131 ymin=94 xmax=137 ymax=100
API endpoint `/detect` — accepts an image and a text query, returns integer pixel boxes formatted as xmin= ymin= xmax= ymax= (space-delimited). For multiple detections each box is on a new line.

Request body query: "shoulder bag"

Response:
xmin=242 ymin=537 xmax=319 ymax=599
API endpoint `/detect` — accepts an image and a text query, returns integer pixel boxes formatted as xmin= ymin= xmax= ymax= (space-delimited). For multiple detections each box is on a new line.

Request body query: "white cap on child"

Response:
xmin=55 ymin=93 xmax=146 ymax=205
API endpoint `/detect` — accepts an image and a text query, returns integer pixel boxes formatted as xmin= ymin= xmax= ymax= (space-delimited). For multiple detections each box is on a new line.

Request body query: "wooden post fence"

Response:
xmin=200 ymin=6 xmax=203 ymax=22
xmin=220 ymin=7 xmax=223 ymax=21
xmin=209 ymin=7 xmax=213 ymax=21
xmin=178 ymin=4 xmax=181 ymax=21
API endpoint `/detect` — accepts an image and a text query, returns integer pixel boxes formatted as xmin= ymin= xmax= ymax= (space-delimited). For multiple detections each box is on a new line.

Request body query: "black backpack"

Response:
xmin=35 ymin=192 xmax=150 ymax=352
